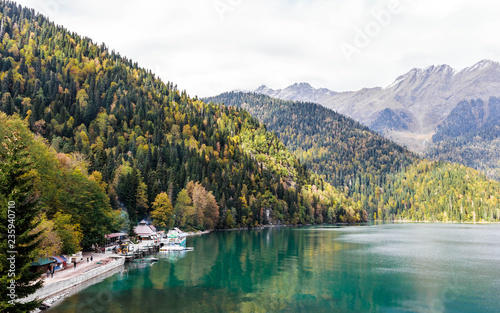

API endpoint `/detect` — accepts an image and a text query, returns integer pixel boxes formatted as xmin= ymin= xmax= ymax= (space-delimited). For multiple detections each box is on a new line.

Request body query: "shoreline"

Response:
xmin=31 ymin=221 xmax=499 ymax=311
xmin=38 ymin=261 xmax=125 ymax=312
xmin=28 ymin=256 xmax=126 ymax=312
xmin=31 ymin=230 xmax=211 ymax=311
xmin=377 ymin=220 xmax=500 ymax=224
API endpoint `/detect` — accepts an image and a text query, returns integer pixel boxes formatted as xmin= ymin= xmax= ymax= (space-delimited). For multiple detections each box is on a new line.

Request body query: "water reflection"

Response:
xmin=157 ymin=250 xmax=189 ymax=263
xmin=50 ymin=224 xmax=500 ymax=313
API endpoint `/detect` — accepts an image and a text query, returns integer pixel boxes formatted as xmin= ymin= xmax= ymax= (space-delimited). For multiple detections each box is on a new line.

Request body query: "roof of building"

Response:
xmin=51 ymin=255 xmax=67 ymax=263
xmin=31 ymin=258 xmax=55 ymax=266
xmin=134 ymin=223 xmax=156 ymax=237
xmin=105 ymin=232 xmax=128 ymax=239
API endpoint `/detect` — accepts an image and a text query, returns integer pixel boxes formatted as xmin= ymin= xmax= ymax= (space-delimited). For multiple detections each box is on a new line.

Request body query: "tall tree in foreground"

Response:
xmin=0 ymin=113 xmax=43 ymax=312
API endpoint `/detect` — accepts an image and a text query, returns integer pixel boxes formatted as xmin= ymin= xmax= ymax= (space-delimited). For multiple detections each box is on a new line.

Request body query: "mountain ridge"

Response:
xmin=254 ymin=60 xmax=500 ymax=161
xmin=205 ymin=91 xmax=500 ymax=222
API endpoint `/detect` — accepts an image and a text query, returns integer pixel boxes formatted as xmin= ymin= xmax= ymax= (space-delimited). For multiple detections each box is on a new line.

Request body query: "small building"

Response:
xmin=68 ymin=251 xmax=83 ymax=264
xmin=134 ymin=220 xmax=157 ymax=239
xmin=50 ymin=255 xmax=67 ymax=270
xmin=105 ymin=232 xmax=129 ymax=246
xmin=31 ymin=258 xmax=55 ymax=273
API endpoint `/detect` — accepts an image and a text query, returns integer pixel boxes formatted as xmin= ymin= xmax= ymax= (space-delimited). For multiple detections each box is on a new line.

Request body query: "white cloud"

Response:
xmin=13 ymin=0 xmax=500 ymax=97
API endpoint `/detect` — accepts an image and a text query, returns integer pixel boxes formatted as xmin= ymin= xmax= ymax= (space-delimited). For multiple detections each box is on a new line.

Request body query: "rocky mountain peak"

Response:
xmin=253 ymin=60 xmax=500 ymax=151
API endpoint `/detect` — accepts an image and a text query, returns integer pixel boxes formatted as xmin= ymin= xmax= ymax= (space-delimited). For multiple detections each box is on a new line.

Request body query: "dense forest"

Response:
xmin=0 ymin=111 xmax=116 ymax=252
xmin=204 ymin=92 xmax=418 ymax=192
xmin=0 ymin=0 xmax=499 ymax=261
xmin=206 ymin=92 xmax=500 ymax=222
xmin=426 ymin=98 xmax=500 ymax=181
xmin=376 ymin=161 xmax=500 ymax=222
xmin=0 ymin=0 xmax=366 ymax=257
xmin=1 ymin=1 xmax=499 ymax=311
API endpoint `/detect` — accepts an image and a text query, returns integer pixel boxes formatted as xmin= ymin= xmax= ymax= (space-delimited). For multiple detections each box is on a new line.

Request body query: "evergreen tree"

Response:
xmin=0 ymin=113 xmax=43 ymax=312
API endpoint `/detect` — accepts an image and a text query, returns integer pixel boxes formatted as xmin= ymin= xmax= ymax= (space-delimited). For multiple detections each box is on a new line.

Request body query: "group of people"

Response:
xmin=46 ymin=254 xmax=99 ymax=277
xmin=46 ymin=266 xmax=55 ymax=278
xmin=72 ymin=254 xmax=99 ymax=269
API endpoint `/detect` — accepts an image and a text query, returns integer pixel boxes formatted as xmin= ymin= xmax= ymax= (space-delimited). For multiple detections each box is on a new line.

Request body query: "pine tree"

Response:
xmin=0 ymin=113 xmax=43 ymax=312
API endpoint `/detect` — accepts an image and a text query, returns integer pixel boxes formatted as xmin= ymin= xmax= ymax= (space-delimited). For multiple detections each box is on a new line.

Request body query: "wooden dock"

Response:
xmin=120 ymin=241 xmax=161 ymax=262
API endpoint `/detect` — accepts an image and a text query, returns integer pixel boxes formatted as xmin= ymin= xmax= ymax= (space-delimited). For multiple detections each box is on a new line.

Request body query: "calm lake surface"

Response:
xmin=50 ymin=224 xmax=500 ymax=313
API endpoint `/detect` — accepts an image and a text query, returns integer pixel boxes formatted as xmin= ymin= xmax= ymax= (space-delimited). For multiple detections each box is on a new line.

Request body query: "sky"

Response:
xmin=13 ymin=0 xmax=500 ymax=97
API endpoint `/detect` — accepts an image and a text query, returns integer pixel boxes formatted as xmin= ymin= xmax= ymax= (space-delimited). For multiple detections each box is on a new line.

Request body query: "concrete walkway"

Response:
xmin=43 ymin=252 xmax=119 ymax=286
xmin=41 ymin=241 xmax=156 ymax=285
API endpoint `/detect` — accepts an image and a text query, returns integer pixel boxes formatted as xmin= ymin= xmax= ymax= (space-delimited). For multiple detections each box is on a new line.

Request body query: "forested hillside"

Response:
xmin=204 ymin=92 xmax=417 ymax=193
xmin=0 ymin=0 xmax=498 ymax=257
xmin=0 ymin=113 xmax=116 ymax=252
xmin=205 ymin=92 xmax=500 ymax=222
xmin=0 ymin=0 xmax=366 ymax=250
xmin=426 ymin=98 xmax=500 ymax=180
xmin=376 ymin=161 xmax=500 ymax=222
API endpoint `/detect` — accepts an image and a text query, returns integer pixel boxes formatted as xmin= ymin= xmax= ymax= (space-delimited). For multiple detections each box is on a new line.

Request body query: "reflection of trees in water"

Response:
xmin=53 ymin=228 xmax=423 ymax=312
xmin=193 ymin=228 xmax=393 ymax=312
xmin=158 ymin=250 xmax=188 ymax=263
xmin=117 ymin=228 xmax=427 ymax=312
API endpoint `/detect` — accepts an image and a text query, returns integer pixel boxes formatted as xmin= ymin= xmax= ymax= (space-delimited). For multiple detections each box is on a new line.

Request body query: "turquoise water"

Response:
xmin=49 ymin=224 xmax=500 ymax=312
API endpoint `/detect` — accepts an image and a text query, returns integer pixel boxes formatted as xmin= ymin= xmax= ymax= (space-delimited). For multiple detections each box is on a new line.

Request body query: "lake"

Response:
xmin=49 ymin=224 xmax=500 ymax=312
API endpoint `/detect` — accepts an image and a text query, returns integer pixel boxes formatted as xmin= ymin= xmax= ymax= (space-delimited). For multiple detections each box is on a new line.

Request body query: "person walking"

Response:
xmin=87 ymin=257 xmax=89 ymax=263
xmin=73 ymin=260 xmax=77 ymax=269
xmin=90 ymin=255 xmax=93 ymax=262
xmin=46 ymin=269 xmax=50 ymax=278
xmin=51 ymin=267 xmax=54 ymax=278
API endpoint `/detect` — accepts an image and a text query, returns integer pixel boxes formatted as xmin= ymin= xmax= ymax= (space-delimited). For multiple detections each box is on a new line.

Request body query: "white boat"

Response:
xmin=159 ymin=230 xmax=188 ymax=252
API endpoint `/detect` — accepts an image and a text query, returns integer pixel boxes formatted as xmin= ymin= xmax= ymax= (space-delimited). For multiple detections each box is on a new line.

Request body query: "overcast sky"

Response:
xmin=13 ymin=0 xmax=500 ymax=97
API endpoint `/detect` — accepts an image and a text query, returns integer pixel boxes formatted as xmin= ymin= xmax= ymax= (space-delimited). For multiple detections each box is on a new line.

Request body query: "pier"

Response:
xmin=116 ymin=240 xmax=161 ymax=262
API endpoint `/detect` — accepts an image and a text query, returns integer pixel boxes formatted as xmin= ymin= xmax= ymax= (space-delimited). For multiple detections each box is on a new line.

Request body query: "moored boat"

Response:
xmin=159 ymin=229 xmax=189 ymax=251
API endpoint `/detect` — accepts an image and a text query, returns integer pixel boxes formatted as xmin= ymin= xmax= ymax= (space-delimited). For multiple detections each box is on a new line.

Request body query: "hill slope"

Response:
xmin=377 ymin=160 xmax=500 ymax=222
xmin=206 ymin=92 xmax=500 ymax=222
xmin=0 ymin=0 xmax=366 ymax=234
xmin=254 ymin=62 xmax=500 ymax=178
xmin=256 ymin=61 xmax=500 ymax=143
xmin=426 ymin=97 xmax=500 ymax=180
xmin=1 ymin=1 xmax=498 ymax=228
xmin=204 ymin=92 xmax=417 ymax=192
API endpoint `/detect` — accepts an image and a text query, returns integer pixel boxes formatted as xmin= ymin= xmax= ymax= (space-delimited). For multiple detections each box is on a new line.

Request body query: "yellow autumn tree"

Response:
xmin=151 ymin=192 xmax=174 ymax=230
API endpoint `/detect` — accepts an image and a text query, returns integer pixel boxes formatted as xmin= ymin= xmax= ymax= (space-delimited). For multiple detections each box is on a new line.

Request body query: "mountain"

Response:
xmin=0 ymin=0 xmax=369 ymax=236
xmin=204 ymin=92 xmax=417 ymax=192
xmin=204 ymin=92 xmax=500 ymax=222
xmin=255 ymin=83 xmax=336 ymax=104
xmin=432 ymin=97 xmax=500 ymax=143
xmin=425 ymin=97 xmax=500 ymax=180
xmin=0 ymin=0 xmax=498 ymax=249
xmin=255 ymin=61 xmax=500 ymax=151
xmin=254 ymin=61 xmax=500 ymax=179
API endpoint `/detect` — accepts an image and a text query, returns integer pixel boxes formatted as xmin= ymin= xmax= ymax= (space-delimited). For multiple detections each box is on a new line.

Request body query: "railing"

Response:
xmin=24 ymin=258 xmax=125 ymax=302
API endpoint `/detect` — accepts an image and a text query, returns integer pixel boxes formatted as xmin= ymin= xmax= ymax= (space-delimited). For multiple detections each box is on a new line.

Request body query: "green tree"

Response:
xmin=0 ymin=113 xmax=43 ymax=312
xmin=32 ymin=215 xmax=62 ymax=258
xmin=174 ymin=189 xmax=194 ymax=228
xmin=54 ymin=212 xmax=83 ymax=255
